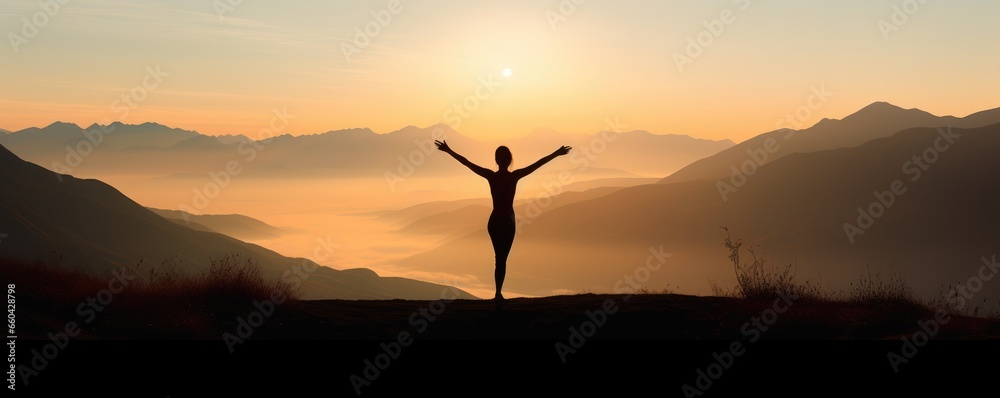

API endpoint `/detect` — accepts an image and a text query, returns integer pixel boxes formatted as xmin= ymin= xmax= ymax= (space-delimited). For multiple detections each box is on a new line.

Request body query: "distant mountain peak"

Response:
xmin=43 ymin=121 xmax=81 ymax=130
xmin=384 ymin=125 xmax=423 ymax=136
xmin=385 ymin=123 xmax=464 ymax=139
xmin=862 ymin=101 xmax=903 ymax=110
xmin=845 ymin=101 xmax=936 ymax=121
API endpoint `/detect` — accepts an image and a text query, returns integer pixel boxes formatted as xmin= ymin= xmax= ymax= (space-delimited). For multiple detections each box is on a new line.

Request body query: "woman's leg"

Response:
xmin=487 ymin=214 xmax=516 ymax=299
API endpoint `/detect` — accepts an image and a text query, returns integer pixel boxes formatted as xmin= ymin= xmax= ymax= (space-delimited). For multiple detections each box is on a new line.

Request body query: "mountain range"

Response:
xmin=0 ymin=122 xmax=734 ymax=181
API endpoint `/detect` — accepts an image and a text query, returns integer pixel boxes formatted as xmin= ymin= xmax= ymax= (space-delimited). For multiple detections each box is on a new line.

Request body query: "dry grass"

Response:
xmin=133 ymin=253 xmax=298 ymax=304
xmin=843 ymin=266 xmax=916 ymax=307
xmin=1 ymin=253 xmax=299 ymax=338
xmin=623 ymin=284 xmax=677 ymax=295
xmin=721 ymin=227 xmax=822 ymax=301
xmin=720 ymin=227 xmax=930 ymax=314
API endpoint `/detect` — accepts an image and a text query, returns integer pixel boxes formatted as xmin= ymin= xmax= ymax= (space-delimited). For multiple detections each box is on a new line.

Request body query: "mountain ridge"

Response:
xmin=661 ymin=101 xmax=1000 ymax=184
xmin=0 ymin=122 xmax=733 ymax=179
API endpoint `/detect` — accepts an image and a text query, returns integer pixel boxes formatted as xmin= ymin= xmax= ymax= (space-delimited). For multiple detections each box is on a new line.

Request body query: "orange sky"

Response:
xmin=2 ymin=1 xmax=999 ymax=142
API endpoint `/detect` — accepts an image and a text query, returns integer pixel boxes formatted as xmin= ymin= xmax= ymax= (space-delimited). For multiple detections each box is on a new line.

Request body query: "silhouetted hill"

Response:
xmin=148 ymin=208 xmax=286 ymax=240
xmin=662 ymin=102 xmax=1000 ymax=184
xmin=0 ymin=144 xmax=475 ymax=300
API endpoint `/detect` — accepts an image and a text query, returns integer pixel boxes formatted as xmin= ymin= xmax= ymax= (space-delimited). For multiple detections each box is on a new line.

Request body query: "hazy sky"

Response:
xmin=2 ymin=0 xmax=999 ymax=142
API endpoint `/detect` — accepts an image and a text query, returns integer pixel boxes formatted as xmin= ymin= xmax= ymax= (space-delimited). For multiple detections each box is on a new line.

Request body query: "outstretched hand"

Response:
xmin=554 ymin=145 xmax=572 ymax=156
xmin=435 ymin=140 xmax=451 ymax=153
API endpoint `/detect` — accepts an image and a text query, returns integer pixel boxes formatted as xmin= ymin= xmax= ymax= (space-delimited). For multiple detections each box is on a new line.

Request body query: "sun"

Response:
xmin=502 ymin=68 xmax=512 ymax=77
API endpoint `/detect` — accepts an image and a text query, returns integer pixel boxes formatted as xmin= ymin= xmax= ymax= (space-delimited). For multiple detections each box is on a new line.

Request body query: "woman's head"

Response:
xmin=495 ymin=146 xmax=512 ymax=169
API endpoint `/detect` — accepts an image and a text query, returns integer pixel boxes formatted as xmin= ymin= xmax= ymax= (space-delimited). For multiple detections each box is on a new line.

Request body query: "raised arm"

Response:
xmin=512 ymin=146 xmax=572 ymax=179
xmin=435 ymin=140 xmax=492 ymax=178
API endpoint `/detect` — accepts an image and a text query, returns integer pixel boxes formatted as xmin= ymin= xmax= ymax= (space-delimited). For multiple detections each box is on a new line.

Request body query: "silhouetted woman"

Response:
xmin=435 ymin=141 xmax=571 ymax=301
